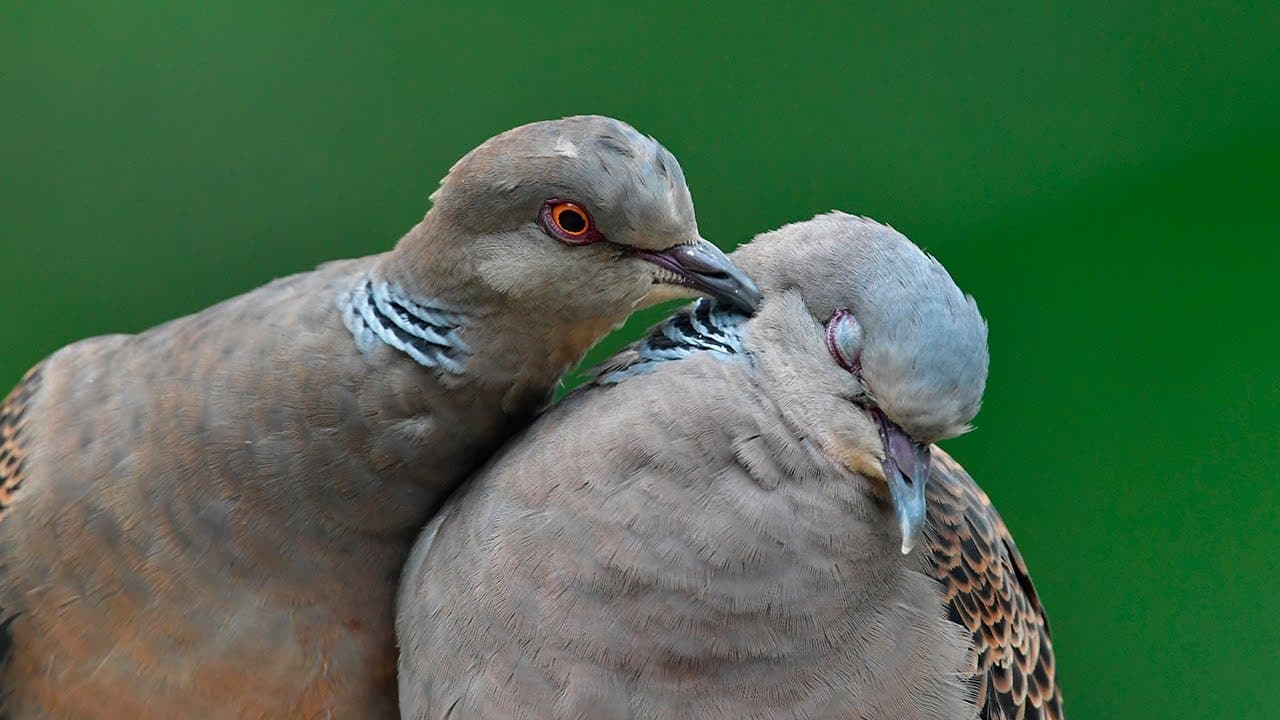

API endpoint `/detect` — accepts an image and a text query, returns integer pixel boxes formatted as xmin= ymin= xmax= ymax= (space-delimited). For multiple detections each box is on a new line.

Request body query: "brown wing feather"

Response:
xmin=0 ymin=363 xmax=41 ymax=522
xmin=924 ymin=449 xmax=1064 ymax=720
xmin=0 ymin=362 xmax=42 ymax=682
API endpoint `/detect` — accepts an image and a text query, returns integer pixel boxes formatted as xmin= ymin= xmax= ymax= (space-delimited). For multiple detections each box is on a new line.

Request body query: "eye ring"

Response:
xmin=826 ymin=308 xmax=864 ymax=375
xmin=552 ymin=203 xmax=589 ymax=236
xmin=539 ymin=199 xmax=604 ymax=245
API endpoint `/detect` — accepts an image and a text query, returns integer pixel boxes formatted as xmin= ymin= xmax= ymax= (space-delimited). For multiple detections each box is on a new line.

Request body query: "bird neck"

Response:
xmin=323 ymin=218 xmax=626 ymax=539
xmin=373 ymin=214 xmax=625 ymax=385
xmin=339 ymin=275 xmax=471 ymax=376
xmin=377 ymin=213 xmax=486 ymax=301
xmin=595 ymin=298 xmax=748 ymax=385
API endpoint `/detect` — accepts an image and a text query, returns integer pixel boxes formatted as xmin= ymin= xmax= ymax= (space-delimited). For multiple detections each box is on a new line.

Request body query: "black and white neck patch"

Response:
xmin=594 ymin=298 xmax=747 ymax=385
xmin=341 ymin=278 xmax=470 ymax=374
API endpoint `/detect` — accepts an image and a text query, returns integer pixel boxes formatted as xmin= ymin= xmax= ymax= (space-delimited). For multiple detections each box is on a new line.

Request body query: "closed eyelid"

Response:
xmin=826 ymin=308 xmax=863 ymax=375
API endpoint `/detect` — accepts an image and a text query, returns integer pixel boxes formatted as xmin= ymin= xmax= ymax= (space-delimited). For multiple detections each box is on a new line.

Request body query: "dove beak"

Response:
xmin=633 ymin=238 xmax=762 ymax=314
xmin=872 ymin=408 xmax=932 ymax=555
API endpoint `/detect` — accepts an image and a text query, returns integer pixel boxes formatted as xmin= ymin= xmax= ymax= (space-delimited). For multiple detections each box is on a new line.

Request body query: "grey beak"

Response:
xmin=634 ymin=239 xmax=762 ymax=314
xmin=873 ymin=408 xmax=932 ymax=554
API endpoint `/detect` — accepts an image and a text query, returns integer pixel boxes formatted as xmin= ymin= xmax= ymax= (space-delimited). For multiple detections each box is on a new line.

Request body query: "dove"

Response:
xmin=0 ymin=115 xmax=759 ymax=719
xmin=396 ymin=212 xmax=1062 ymax=719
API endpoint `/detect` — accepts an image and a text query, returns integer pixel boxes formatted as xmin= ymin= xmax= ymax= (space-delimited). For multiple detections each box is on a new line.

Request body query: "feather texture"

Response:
xmin=595 ymin=296 xmax=1064 ymax=720
xmin=0 ymin=363 xmax=41 ymax=706
xmin=594 ymin=298 xmax=747 ymax=384
xmin=924 ymin=451 xmax=1064 ymax=720
xmin=398 ymin=309 xmax=1062 ymax=718
xmin=0 ymin=364 xmax=40 ymax=525
xmin=342 ymin=278 xmax=471 ymax=374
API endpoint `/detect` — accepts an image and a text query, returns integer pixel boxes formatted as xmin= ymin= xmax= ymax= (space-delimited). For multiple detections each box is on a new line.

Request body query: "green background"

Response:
xmin=3 ymin=3 xmax=1276 ymax=716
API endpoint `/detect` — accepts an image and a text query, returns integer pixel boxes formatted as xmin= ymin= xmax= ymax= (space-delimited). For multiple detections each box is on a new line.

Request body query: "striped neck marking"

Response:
xmin=341 ymin=278 xmax=470 ymax=374
xmin=596 ymin=298 xmax=747 ymax=385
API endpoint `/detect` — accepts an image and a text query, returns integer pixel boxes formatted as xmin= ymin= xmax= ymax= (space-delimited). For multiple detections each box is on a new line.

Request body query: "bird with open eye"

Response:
xmin=0 ymin=115 xmax=759 ymax=718
xmin=396 ymin=212 xmax=1062 ymax=720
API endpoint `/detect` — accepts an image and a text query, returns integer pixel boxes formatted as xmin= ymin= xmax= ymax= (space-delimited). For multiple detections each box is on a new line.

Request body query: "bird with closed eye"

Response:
xmin=396 ymin=212 xmax=1061 ymax=720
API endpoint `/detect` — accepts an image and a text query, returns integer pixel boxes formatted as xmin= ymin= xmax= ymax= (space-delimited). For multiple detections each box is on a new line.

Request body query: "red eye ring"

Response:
xmin=539 ymin=199 xmax=604 ymax=245
xmin=826 ymin=308 xmax=864 ymax=375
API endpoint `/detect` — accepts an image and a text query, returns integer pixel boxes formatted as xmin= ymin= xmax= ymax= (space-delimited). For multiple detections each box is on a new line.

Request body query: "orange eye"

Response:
xmin=540 ymin=199 xmax=602 ymax=245
xmin=551 ymin=202 xmax=590 ymax=236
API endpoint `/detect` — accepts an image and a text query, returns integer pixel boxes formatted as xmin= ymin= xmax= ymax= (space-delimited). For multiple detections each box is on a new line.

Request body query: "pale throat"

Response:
xmin=550 ymin=311 xmax=632 ymax=371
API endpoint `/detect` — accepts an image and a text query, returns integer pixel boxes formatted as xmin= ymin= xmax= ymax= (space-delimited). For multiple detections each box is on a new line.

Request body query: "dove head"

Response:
xmin=734 ymin=212 xmax=989 ymax=553
xmin=404 ymin=115 xmax=759 ymax=320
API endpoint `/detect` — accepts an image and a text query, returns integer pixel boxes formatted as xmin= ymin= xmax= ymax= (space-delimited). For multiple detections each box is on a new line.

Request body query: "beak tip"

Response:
xmin=899 ymin=525 xmax=922 ymax=555
xmin=723 ymin=284 xmax=762 ymax=315
xmin=639 ymin=240 xmax=760 ymax=315
xmin=878 ymin=416 xmax=931 ymax=559
xmin=739 ymin=283 xmax=764 ymax=313
xmin=897 ymin=510 xmax=924 ymax=555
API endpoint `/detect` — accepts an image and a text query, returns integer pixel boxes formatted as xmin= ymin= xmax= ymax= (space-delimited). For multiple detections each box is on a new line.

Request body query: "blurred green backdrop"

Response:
xmin=3 ymin=2 xmax=1277 ymax=716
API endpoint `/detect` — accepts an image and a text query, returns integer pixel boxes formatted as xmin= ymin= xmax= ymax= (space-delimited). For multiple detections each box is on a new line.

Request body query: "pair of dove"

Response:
xmin=0 ymin=116 xmax=1060 ymax=719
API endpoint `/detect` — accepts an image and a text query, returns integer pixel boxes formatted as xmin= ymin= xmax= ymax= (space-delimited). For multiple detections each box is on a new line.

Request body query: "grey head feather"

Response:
xmin=731 ymin=211 xmax=989 ymax=442
xmin=384 ymin=115 xmax=764 ymax=320
xmin=428 ymin=115 xmax=698 ymax=251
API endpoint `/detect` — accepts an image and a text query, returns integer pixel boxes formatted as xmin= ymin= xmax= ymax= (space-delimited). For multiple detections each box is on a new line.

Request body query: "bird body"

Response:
xmin=3 ymin=257 xmax=466 ymax=717
xmin=397 ymin=345 xmax=978 ymax=719
xmin=0 ymin=116 xmax=759 ymax=718
xmin=397 ymin=213 xmax=1061 ymax=720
